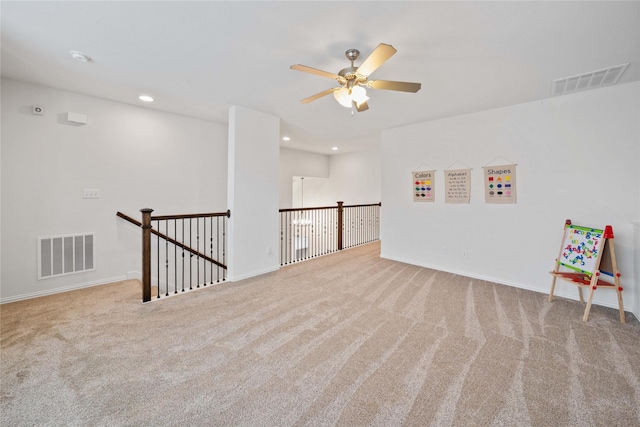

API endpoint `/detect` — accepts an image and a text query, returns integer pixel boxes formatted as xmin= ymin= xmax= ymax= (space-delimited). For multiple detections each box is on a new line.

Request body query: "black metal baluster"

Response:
xmin=165 ymin=220 xmax=169 ymax=296
xmin=321 ymin=209 xmax=324 ymax=255
xmin=189 ymin=218 xmax=193 ymax=290
xmin=344 ymin=208 xmax=348 ymax=249
xmin=156 ymin=220 xmax=160 ymax=299
xmin=182 ymin=219 xmax=185 ymax=292
xmin=210 ymin=215 xmax=213 ymax=284
xmin=367 ymin=205 xmax=370 ymax=243
xmin=358 ymin=206 xmax=362 ymax=245
xmin=222 ymin=214 xmax=226 ymax=281
xmin=279 ymin=212 xmax=282 ymax=266
xmin=304 ymin=211 xmax=308 ymax=260
xmin=196 ymin=218 xmax=200 ymax=288
xmin=174 ymin=219 xmax=177 ymax=294
xmin=203 ymin=217 xmax=207 ymax=286
xmin=288 ymin=211 xmax=291 ymax=264
xmin=289 ymin=211 xmax=293 ymax=263
xmin=217 ymin=216 xmax=220 ymax=282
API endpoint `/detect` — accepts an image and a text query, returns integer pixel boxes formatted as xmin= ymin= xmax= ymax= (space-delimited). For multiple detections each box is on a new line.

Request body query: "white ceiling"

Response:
xmin=2 ymin=1 xmax=639 ymax=154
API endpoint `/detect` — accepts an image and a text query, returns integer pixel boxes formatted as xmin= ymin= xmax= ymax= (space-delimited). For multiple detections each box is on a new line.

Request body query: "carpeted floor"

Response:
xmin=1 ymin=241 xmax=639 ymax=426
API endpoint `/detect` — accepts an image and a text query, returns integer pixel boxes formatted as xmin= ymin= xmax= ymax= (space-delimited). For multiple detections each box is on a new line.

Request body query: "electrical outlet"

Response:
xmin=83 ymin=189 xmax=100 ymax=199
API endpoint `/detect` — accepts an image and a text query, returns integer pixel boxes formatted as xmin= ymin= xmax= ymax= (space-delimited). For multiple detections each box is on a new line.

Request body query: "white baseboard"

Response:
xmin=127 ymin=271 xmax=141 ymax=281
xmin=0 ymin=275 xmax=128 ymax=304
xmin=380 ymin=253 xmax=638 ymax=322
xmin=226 ymin=265 xmax=279 ymax=282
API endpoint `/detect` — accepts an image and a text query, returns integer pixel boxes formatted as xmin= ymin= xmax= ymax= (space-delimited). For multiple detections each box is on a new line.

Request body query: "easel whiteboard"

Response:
xmin=558 ymin=225 xmax=604 ymax=276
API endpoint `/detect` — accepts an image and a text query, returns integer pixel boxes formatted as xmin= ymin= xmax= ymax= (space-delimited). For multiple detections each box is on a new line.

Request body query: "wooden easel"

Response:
xmin=549 ymin=219 xmax=625 ymax=323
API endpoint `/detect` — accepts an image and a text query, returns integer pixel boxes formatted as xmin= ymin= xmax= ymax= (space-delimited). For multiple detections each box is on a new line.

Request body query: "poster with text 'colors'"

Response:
xmin=483 ymin=165 xmax=516 ymax=204
xmin=413 ymin=170 xmax=435 ymax=202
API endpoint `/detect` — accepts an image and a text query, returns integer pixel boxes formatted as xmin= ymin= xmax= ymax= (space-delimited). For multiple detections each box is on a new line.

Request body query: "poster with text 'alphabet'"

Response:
xmin=445 ymin=169 xmax=471 ymax=204
xmin=483 ymin=165 xmax=516 ymax=204
xmin=413 ymin=170 xmax=435 ymax=202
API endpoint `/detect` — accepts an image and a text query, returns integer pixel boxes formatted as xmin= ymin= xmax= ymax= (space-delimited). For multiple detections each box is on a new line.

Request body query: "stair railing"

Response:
xmin=117 ymin=209 xmax=230 ymax=302
xmin=279 ymin=201 xmax=380 ymax=266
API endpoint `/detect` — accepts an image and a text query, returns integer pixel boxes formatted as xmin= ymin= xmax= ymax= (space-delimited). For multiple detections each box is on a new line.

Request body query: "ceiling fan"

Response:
xmin=290 ymin=43 xmax=421 ymax=112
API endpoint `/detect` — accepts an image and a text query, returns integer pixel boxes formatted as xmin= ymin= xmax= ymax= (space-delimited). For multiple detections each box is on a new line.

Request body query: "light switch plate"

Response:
xmin=83 ymin=189 xmax=100 ymax=199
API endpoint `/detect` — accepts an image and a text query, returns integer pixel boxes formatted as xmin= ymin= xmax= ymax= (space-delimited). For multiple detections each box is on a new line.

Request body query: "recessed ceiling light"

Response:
xmin=139 ymin=95 xmax=154 ymax=102
xmin=282 ymin=136 xmax=290 ymax=141
xmin=69 ymin=50 xmax=90 ymax=62
xmin=331 ymin=147 xmax=338 ymax=151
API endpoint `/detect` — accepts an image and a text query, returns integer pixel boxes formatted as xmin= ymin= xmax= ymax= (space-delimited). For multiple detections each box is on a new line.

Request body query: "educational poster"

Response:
xmin=483 ymin=164 xmax=516 ymax=204
xmin=445 ymin=169 xmax=471 ymax=203
xmin=413 ymin=170 xmax=435 ymax=202
xmin=559 ymin=225 xmax=604 ymax=275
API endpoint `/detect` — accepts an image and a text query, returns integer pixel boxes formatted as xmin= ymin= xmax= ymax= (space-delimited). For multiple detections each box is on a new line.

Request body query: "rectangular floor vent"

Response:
xmin=38 ymin=233 xmax=95 ymax=280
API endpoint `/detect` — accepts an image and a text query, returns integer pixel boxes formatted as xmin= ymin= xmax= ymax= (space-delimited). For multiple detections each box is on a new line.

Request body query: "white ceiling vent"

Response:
xmin=552 ymin=63 xmax=629 ymax=96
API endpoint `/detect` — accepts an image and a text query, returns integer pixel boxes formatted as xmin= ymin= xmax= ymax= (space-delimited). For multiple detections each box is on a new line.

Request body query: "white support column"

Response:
xmin=227 ymin=106 xmax=280 ymax=281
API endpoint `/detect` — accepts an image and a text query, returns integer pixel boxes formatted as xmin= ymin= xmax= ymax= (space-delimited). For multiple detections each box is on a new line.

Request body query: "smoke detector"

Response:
xmin=70 ymin=50 xmax=91 ymax=62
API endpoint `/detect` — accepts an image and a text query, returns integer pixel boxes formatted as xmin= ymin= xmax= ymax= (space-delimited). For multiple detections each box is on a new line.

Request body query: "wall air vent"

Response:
xmin=552 ymin=63 xmax=629 ymax=96
xmin=38 ymin=233 xmax=95 ymax=280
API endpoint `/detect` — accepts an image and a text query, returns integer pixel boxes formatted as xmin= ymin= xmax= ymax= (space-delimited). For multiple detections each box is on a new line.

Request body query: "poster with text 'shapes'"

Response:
xmin=413 ymin=170 xmax=435 ymax=202
xmin=483 ymin=165 xmax=516 ymax=204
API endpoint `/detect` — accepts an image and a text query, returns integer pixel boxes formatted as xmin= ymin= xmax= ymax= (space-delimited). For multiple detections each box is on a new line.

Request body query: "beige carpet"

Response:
xmin=2 ymin=241 xmax=639 ymax=426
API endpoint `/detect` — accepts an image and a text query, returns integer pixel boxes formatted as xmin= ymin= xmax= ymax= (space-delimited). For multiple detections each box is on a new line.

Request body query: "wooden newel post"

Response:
xmin=141 ymin=208 xmax=153 ymax=303
xmin=337 ymin=201 xmax=344 ymax=251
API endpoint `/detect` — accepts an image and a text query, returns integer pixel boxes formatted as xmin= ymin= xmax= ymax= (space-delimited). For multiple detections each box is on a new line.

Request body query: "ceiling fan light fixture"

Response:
xmin=351 ymin=85 xmax=369 ymax=105
xmin=333 ymin=87 xmax=352 ymax=108
xmin=333 ymin=85 xmax=368 ymax=108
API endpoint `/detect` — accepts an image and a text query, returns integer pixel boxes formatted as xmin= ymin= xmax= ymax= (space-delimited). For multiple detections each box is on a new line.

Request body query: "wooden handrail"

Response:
xmin=116 ymin=211 xmax=227 ymax=270
xmin=151 ymin=210 xmax=230 ymax=221
xmin=343 ymin=202 xmax=382 ymax=208
xmin=279 ymin=205 xmax=338 ymax=213
xmin=279 ymin=202 xmax=381 ymax=213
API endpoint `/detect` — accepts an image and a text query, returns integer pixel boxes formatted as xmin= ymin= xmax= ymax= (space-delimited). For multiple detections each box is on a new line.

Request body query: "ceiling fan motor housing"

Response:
xmin=345 ymin=48 xmax=360 ymax=62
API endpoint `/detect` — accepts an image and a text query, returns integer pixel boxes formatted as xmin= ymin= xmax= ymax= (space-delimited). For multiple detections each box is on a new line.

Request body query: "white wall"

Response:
xmin=292 ymin=177 xmax=332 ymax=208
xmin=279 ymin=147 xmax=329 ymax=208
xmin=1 ymin=78 xmax=228 ymax=302
xmin=381 ymin=82 xmax=640 ymax=318
xmin=227 ymin=106 xmax=280 ymax=281
xmin=279 ymin=147 xmax=382 ymax=209
xmin=328 ymin=148 xmax=381 ymax=205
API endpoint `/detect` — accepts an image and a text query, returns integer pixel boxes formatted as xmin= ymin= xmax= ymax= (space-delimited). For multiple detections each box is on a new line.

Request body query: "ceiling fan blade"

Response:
xmin=290 ymin=64 xmax=341 ymax=80
xmin=300 ymin=87 xmax=339 ymax=104
xmin=355 ymin=101 xmax=369 ymax=112
xmin=367 ymin=80 xmax=422 ymax=93
xmin=355 ymin=43 xmax=397 ymax=77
